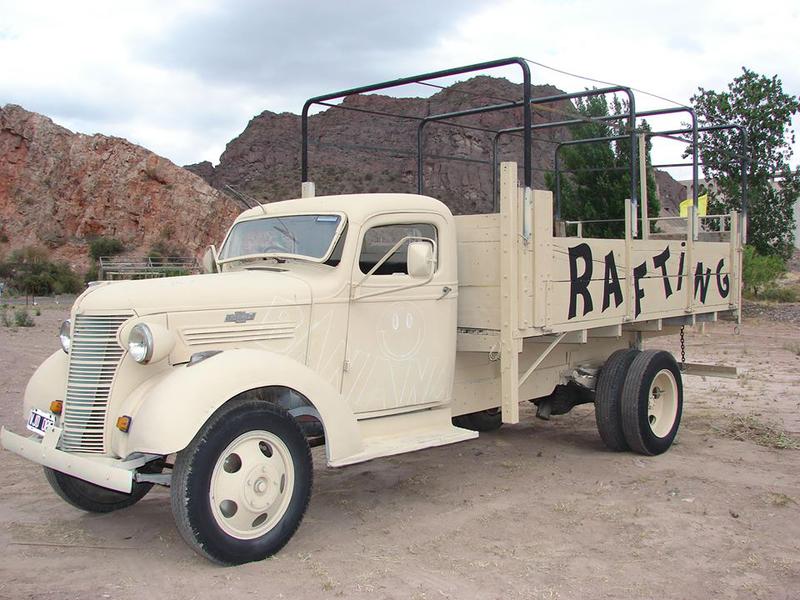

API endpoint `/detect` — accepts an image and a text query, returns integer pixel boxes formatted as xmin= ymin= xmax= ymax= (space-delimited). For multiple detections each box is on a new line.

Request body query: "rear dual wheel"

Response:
xmin=595 ymin=349 xmax=682 ymax=456
xmin=621 ymin=350 xmax=683 ymax=455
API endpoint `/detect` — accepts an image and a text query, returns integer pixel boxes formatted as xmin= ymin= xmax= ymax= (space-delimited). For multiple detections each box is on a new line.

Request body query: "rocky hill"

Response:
xmin=186 ymin=76 xmax=577 ymax=215
xmin=0 ymin=104 xmax=239 ymax=271
xmin=2 ymin=76 xmax=688 ymax=276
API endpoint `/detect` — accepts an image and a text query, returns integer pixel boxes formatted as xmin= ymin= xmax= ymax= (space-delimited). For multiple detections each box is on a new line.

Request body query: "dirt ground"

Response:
xmin=1 ymin=304 xmax=798 ymax=600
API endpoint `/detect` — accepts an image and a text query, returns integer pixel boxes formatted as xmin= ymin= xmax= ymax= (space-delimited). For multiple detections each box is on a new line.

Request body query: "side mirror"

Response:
xmin=202 ymin=245 xmax=218 ymax=274
xmin=407 ymin=241 xmax=435 ymax=278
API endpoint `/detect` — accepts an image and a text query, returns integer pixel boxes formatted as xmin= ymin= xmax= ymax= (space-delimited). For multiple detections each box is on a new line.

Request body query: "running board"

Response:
xmin=328 ymin=407 xmax=478 ymax=467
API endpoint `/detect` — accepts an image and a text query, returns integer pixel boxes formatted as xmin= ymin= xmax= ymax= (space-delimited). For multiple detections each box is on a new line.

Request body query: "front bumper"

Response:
xmin=1 ymin=426 xmax=149 ymax=493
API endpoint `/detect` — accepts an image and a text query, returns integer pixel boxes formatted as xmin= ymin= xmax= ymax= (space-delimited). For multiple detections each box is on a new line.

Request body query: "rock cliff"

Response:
xmin=0 ymin=104 xmax=239 ymax=271
xmin=2 ymin=75 xmax=687 ymax=275
xmin=187 ymin=76 xmax=577 ymax=215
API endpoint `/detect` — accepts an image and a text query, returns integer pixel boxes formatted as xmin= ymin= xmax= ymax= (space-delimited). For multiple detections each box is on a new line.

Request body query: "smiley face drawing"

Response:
xmin=376 ymin=302 xmax=425 ymax=360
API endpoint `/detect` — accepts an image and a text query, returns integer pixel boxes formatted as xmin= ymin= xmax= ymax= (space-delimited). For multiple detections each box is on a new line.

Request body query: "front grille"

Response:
xmin=61 ymin=314 xmax=131 ymax=453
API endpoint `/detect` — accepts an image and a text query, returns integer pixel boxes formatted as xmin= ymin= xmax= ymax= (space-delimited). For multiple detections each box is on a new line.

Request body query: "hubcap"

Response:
xmin=647 ymin=369 xmax=678 ymax=438
xmin=210 ymin=431 xmax=294 ymax=540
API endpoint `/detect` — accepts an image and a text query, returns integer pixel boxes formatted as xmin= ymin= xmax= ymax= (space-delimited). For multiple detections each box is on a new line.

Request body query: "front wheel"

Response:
xmin=621 ymin=350 xmax=683 ymax=456
xmin=171 ymin=400 xmax=312 ymax=565
xmin=44 ymin=467 xmax=154 ymax=513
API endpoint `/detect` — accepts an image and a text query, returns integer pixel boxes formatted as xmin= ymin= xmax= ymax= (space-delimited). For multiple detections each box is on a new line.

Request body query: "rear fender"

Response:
xmin=114 ymin=349 xmax=363 ymax=465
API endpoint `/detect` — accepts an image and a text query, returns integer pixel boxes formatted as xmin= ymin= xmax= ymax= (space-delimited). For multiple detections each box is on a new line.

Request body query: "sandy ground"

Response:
xmin=1 ymin=304 xmax=798 ymax=600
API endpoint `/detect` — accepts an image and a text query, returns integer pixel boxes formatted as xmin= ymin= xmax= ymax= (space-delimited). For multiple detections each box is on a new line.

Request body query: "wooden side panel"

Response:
xmin=455 ymin=213 xmax=501 ymax=329
xmin=547 ymin=238 xmax=736 ymax=329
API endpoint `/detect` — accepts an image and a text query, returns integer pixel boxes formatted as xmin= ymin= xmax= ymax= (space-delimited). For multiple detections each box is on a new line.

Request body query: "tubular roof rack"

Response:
xmin=300 ymin=57 xmax=748 ymax=217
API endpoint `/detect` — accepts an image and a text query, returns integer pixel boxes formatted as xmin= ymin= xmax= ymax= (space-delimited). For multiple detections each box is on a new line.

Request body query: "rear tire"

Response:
xmin=621 ymin=350 xmax=683 ymax=456
xmin=594 ymin=348 xmax=639 ymax=451
xmin=171 ymin=400 xmax=312 ymax=565
xmin=44 ymin=467 xmax=154 ymax=513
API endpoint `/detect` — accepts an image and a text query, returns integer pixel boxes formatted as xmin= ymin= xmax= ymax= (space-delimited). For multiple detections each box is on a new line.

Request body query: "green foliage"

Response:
xmin=89 ymin=237 xmax=125 ymax=261
xmin=0 ymin=306 xmax=10 ymax=327
xmin=84 ymin=263 xmax=99 ymax=284
xmin=0 ymin=246 xmax=83 ymax=296
xmin=758 ymin=285 xmax=799 ymax=303
xmin=546 ymin=94 xmax=660 ymax=238
xmin=691 ymin=68 xmax=800 ymax=259
xmin=147 ymin=240 xmax=190 ymax=264
xmin=14 ymin=308 xmax=34 ymax=327
xmin=741 ymin=245 xmax=785 ymax=297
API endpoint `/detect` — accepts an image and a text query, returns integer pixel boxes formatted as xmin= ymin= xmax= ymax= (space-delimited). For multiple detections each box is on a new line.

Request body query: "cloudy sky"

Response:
xmin=1 ymin=0 xmax=798 ymax=177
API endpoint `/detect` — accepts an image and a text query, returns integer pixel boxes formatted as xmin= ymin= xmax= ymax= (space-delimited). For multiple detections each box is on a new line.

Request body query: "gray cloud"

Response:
xmin=139 ymin=0 xmax=490 ymax=99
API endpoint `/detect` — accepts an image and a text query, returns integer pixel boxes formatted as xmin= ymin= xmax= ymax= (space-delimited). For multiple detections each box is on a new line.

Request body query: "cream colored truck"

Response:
xmin=1 ymin=161 xmax=742 ymax=564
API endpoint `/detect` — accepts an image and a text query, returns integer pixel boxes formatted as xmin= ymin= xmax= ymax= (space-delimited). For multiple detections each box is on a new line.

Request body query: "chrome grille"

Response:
xmin=62 ymin=314 xmax=131 ymax=453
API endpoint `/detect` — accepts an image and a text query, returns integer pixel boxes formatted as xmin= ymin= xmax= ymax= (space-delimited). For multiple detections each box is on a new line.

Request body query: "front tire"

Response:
xmin=44 ymin=467 xmax=154 ymax=513
xmin=171 ymin=400 xmax=312 ymax=565
xmin=621 ymin=350 xmax=683 ymax=456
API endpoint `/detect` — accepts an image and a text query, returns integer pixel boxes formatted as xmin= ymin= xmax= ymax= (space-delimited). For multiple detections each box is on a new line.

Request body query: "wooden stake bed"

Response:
xmin=453 ymin=162 xmax=743 ymax=423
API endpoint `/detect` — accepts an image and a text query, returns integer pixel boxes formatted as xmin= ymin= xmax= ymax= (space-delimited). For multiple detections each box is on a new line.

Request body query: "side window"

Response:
xmin=359 ymin=223 xmax=437 ymax=275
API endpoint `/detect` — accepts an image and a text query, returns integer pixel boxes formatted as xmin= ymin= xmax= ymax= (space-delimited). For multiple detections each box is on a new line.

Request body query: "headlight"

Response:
xmin=59 ymin=319 xmax=71 ymax=354
xmin=128 ymin=323 xmax=154 ymax=363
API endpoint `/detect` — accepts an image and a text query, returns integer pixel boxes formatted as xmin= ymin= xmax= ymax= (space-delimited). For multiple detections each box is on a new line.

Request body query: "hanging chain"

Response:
xmin=679 ymin=326 xmax=686 ymax=370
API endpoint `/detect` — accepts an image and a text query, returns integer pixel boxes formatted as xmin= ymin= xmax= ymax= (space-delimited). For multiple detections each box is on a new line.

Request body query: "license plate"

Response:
xmin=27 ymin=408 xmax=56 ymax=436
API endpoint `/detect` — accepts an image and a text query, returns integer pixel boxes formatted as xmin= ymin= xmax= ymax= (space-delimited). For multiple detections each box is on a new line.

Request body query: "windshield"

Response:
xmin=218 ymin=214 xmax=343 ymax=262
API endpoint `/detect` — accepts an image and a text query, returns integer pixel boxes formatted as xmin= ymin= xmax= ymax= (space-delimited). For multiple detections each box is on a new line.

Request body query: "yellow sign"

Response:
xmin=679 ymin=194 xmax=708 ymax=217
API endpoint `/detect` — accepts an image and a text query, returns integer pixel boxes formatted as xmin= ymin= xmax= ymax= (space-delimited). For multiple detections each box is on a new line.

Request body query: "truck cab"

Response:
xmin=1 ymin=193 xmax=479 ymax=564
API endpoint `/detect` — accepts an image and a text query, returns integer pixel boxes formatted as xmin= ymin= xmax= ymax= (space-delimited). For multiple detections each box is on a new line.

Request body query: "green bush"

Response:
xmin=0 ymin=246 xmax=83 ymax=296
xmin=148 ymin=240 xmax=190 ymax=264
xmin=0 ymin=306 xmax=10 ymax=327
xmin=759 ymin=285 xmax=800 ymax=303
xmin=742 ymin=245 xmax=785 ymax=298
xmin=89 ymin=237 xmax=125 ymax=261
xmin=84 ymin=263 xmax=99 ymax=284
xmin=14 ymin=308 xmax=34 ymax=327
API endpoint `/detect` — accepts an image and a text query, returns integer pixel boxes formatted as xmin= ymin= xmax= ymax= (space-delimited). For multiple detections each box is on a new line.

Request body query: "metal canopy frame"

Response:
xmin=552 ymin=123 xmax=749 ymax=220
xmin=302 ymin=57 xmax=533 ymax=187
xmin=300 ymin=57 xmax=747 ymax=225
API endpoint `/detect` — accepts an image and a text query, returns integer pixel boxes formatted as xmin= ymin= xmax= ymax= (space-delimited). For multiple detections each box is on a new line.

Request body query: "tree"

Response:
xmin=548 ymin=94 xmax=659 ymax=238
xmin=691 ymin=68 xmax=800 ymax=260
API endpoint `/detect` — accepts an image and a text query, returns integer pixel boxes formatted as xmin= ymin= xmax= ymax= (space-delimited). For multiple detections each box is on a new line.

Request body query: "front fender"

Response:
xmin=23 ymin=350 xmax=68 ymax=420
xmin=114 ymin=349 xmax=363 ymax=466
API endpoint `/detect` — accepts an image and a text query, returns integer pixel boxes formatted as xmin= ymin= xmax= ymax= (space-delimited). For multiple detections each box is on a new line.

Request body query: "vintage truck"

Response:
xmin=1 ymin=58 xmax=744 ymax=565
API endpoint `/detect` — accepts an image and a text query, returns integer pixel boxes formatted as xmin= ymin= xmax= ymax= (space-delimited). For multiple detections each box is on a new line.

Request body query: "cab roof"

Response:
xmin=234 ymin=193 xmax=453 ymax=226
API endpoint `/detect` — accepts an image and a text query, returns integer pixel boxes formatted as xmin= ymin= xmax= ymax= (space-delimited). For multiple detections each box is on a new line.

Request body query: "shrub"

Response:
xmin=148 ymin=240 xmax=189 ymax=264
xmin=89 ymin=237 xmax=125 ymax=261
xmin=84 ymin=263 xmax=99 ymax=284
xmin=0 ymin=306 xmax=10 ymax=327
xmin=14 ymin=308 xmax=34 ymax=327
xmin=742 ymin=245 xmax=785 ymax=298
xmin=0 ymin=246 xmax=83 ymax=296
xmin=759 ymin=285 xmax=800 ymax=303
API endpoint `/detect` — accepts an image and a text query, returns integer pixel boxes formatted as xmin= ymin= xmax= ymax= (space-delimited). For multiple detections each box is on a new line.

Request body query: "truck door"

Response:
xmin=342 ymin=213 xmax=457 ymax=415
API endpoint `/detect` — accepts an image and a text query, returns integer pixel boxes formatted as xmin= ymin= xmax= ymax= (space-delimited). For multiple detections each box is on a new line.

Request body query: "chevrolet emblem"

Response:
xmin=225 ymin=311 xmax=256 ymax=324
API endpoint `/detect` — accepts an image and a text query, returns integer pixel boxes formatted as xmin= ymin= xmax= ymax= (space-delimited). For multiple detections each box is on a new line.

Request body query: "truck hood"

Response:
xmin=76 ymin=270 xmax=312 ymax=314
